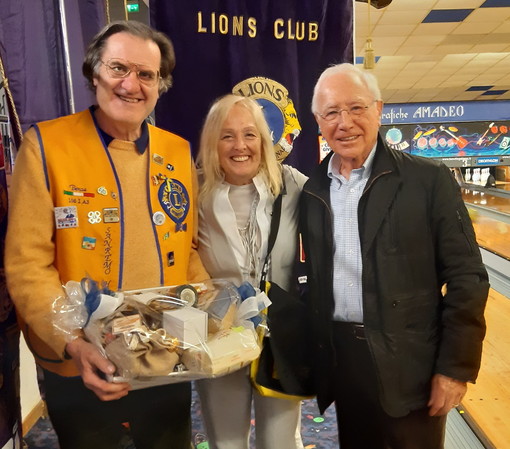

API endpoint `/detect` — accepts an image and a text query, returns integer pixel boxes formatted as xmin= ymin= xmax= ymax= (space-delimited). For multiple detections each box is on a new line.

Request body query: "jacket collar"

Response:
xmin=366 ymin=134 xmax=399 ymax=189
xmin=305 ymin=134 xmax=397 ymax=199
xmin=304 ymin=134 xmax=403 ymax=254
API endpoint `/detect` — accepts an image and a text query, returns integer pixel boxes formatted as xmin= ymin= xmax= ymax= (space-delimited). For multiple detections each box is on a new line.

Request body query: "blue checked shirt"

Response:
xmin=327 ymin=146 xmax=376 ymax=323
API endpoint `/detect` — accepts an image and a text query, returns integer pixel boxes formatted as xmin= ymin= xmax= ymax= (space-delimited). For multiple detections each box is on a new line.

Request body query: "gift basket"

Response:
xmin=53 ymin=278 xmax=270 ymax=389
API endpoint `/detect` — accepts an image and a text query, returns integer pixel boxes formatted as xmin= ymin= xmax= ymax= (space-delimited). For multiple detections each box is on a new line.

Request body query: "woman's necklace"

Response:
xmin=237 ymin=194 xmax=260 ymax=283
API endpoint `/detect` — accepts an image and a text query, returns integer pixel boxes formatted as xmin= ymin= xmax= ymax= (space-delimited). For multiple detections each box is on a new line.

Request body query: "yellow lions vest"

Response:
xmin=26 ymin=109 xmax=194 ymax=376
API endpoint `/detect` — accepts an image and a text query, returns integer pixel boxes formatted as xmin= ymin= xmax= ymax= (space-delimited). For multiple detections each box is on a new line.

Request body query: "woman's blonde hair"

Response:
xmin=197 ymin=94 xmax=282 ymax=200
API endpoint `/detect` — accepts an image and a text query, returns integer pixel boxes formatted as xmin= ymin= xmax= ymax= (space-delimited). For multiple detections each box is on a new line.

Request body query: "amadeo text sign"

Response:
xmin=382 ymin=101 xmax=510 ymax=125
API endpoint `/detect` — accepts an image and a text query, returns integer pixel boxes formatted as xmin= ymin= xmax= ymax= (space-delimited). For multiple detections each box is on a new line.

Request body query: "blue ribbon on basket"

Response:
xmin=237 ymin=282 xmax=263 ymax=328
xmin=81 ymin=278 xmax=116 ymax=325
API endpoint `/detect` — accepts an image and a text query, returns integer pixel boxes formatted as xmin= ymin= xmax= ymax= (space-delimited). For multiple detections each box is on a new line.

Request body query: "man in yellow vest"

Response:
xmin=5 ymin=20 xmax=208 ymax=449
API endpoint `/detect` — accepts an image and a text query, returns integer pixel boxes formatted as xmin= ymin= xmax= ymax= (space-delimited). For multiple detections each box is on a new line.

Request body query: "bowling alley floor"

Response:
xmin=22 ymin=387 xmax=487 ymax=449
xmin=460 ymin=185 xmax=510 ymax=449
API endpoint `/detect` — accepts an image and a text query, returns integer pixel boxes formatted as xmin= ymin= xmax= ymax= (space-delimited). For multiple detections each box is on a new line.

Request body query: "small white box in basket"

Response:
xmin=163 ymin=307 xmax=208 ymax=349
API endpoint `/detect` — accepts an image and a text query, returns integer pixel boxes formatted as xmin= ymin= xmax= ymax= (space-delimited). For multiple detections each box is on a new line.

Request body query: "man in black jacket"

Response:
xmin=300 ymin=63 xmax=489 ymax=449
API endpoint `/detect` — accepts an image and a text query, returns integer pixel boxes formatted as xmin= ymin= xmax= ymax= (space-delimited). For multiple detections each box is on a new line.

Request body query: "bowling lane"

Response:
xmin=461 ymin=187 xmax=510 ymax=448
xmin=462 ymin=187 xmax=510 ymax=215
xmin=462 ymin=188 xmax=510 ymax=260
xmin=461 ymin=289 xmax=510 ymax=449
xmin=467 ymin=210 xmax=510 ymax=259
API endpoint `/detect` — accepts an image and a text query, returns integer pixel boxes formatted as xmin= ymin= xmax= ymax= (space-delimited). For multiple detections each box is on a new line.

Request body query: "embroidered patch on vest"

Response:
xmin=54 ymin=206 xmax=79 ymax=229
xmin=158 ymin=178 xmax=189 ymax=232
xmin=103 ymin=208 xmax=120 ymax=223
xmin=88 ymin=211 xmax=102 ymax=224
xmin=82 ymin=236 xmax=97 ymax=250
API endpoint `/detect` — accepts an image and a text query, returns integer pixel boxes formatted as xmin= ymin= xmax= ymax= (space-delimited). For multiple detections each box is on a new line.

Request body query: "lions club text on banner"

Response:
xmin=150 ymin=0 xmax=353 ymax=174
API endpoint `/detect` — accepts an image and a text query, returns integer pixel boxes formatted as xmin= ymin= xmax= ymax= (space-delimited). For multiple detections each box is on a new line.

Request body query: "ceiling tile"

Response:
xmin=410 ymin=76 xmax=451 ymax=88
xmin=434 ymin=0 xmax=485 ymax=7
xmin=412 ymin=54 xmax=444 ymax=62
xmin=437 ymin=54 xmax=478 ymax=65
xmin=386 ymin=79 xmax=420 ymax=89
xmin=481 ymin=89 xmax=509 ymax=95
xmin=371 ymin=24 xmax=417 ymax=37
xmin=389 ymin=0 xmax=438 ymax=10
xmin=377 ymin=10 xmax=430 ymax=25
xmin=405 ymin=34 xmax=446 ymax=45
xmin=477 ymin=33 xmax=510 ymax=43
xmin=354 ymin=0 xmax=510 ymax=103
xmin=480 ymin=0 xmax=510 ymax=7
xmin=415 ymin=22 xmax=462 ymax=35
xmin=471 ymin=74 xmax=508 ymax=83
xmin=475 ymin=95 xmax=503 ymax=100
xmin=446 ymin=76 xmax=479 ymax=85
xmin=403 ymin=61 xmax=437 ymax=71
xmin=441 ymin=34 xmax=486 ymax=44
xmin=431 ymin=87 xmax=459 ymax=100
xmin=493 ymin=20 xmax=510 ymax=32
xmin=433 ymin=44 xmax=476 ymax=55
xmin=374 ymin=78 xmax=393 ymax=89
xmin=492 ymin=53 xmax=510 ymax=65
xmin=471 ymin=43 xmax=508 ymax=52
xmin=463 ymin=7 xmax=510 ymax=21
xmin=427 ymin=67 xmax=462 ymax=76
xmin=354 ymin=3 xmax=385 ymax=23
xmin=452 ymin=92 xmax=486 ymax=100
xmin=422 ymin=9 xmax=474 ymax=23
xmin=374 ymin=55 xmax=414 ymax=66
xmin=470 ymin=51 xmax=509 ymax=61
xmin=394 ymin=45 xmax=436 ymax=56
xmin=439 ymin=80 xmax=467 ymax=88
xmin=360 ymin=36 xmax=408 ymax=52
xmin=452 ymin=21 xmax=499 ymax=33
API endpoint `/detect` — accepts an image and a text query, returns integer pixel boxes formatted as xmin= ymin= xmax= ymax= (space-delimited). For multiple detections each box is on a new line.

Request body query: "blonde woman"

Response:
xmin=196 ymin=94 xmax=307 ymax=449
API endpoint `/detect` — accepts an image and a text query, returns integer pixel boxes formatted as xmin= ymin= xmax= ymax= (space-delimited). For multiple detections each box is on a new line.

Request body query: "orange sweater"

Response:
xmin=5 ymin=109 xmax=208 ymax=376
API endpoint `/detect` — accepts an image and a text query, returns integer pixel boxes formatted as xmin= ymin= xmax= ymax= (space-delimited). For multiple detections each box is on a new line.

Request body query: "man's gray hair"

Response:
xmin=311 ymin=63 xmax=382 ymax=114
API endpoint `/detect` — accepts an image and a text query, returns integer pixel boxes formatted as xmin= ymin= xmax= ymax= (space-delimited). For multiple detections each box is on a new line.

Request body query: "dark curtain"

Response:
xmin=64 ymin=0 xmax=107 ymax=112
xmin=0 ymin=0 xmax=70 ymax=132
xmin=150 ymin=0 xmax=353 ymax=175
xmin=0 ymin=2 xmax=105 ymax=445
xmin=0 ymin=0 xmax=106 ymax=132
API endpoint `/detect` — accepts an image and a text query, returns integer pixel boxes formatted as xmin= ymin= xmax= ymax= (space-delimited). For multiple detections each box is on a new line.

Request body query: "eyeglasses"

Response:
xmin=318 ymin=100 xmax=376 ymax=122
xmin=101 ymin=58 xmax=160 ymax=87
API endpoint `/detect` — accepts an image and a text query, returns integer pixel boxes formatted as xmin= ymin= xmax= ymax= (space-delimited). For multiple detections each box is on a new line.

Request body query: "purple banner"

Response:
xmin=150 ymin=0 xmax=353 ymax=174
xmin=0 ymin=0 xmax=105 ymax=132
xmin=0 ymin=0 xmax=70 ymax=132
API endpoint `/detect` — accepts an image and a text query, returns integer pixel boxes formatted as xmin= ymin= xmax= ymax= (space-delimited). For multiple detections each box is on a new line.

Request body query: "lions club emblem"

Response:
xmin=233 ymin=77 xmax=301 ymax=162
xmin=158 ymin=178 xmax=189 ymax=231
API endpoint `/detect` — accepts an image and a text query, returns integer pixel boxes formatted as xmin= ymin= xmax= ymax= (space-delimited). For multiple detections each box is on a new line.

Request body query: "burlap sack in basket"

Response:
xmin=105 ymin=327 xmax=180 ymax=377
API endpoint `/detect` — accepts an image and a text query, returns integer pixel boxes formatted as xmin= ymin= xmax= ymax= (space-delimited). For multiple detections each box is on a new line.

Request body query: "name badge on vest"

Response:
xmin=103 ymin=207 xmax=120 ymax=223
xmin=158 ymin=177 xmax=189 ymax=232
xmin=54 ymin=206 xmax=79 ymax=229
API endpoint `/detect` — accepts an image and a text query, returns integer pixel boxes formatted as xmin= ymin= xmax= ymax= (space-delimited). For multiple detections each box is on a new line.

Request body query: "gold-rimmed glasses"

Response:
xmin=101 ymin=58 xmax=160 ymax=87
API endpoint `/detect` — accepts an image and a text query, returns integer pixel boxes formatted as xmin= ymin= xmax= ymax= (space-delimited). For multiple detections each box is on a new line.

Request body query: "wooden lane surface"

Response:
xmin=461 ymin=289 xmax=510 ymax=449
xmin=462 ymin=188 xmax=510 ymax=259
xmin=467 ymin=211 xmax=510 ymax=259
xmin=462 ymin=188 xmax=510 ymax=215
xmin=460 ymin=189 xmax=509 ymax=447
